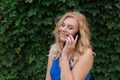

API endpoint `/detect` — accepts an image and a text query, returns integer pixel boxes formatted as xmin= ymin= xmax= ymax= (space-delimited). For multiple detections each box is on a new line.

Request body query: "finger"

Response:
xmin=65 ymin=38 xmax=68 ymax=46
xmin=67 ymin=36 xmax=72 ymax=45
xmin=69 ymin=35 xmax=74 ymax=42
xmin=69 ymin=35 xmax=75 ymax=45
xmin=74 ymin=35 xmax=78 ymax=46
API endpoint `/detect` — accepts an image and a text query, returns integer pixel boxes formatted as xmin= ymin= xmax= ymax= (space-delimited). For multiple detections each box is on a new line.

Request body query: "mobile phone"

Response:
xmin=73 ymin=31 xmax=80 ymax=40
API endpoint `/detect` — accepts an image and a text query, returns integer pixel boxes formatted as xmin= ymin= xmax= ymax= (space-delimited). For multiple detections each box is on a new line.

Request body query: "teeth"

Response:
xmin=62 ymin=34 xmax=67 ymax=36
xmin=62 ymin=33 xmax=68 ymax=36
xmin=62 ymin=35 xmax=68 ymax=38
xmin=61 ymin=33 xmax=69 ymax=37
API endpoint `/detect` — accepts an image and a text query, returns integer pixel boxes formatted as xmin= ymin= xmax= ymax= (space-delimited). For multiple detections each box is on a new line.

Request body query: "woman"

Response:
xmin=46 ymin=11 xmax=95 ymax=80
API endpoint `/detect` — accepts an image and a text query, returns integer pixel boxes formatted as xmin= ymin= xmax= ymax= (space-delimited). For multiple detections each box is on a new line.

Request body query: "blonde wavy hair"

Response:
xmin=49 ymin=11 xmax=92 ymax=66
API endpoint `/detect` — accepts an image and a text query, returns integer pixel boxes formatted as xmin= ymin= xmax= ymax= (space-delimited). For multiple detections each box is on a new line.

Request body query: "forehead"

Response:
xmin=63 ymin=17 xmax=78 ymax=26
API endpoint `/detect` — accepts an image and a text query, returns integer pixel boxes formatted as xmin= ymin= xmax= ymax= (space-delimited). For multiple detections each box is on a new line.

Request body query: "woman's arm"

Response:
xmin=60 ymin=55 xmax=73 ymax=80
xmin=61 ymin=48 xmax=94 ymax=80
xmin=45 ymin=57 xmax=53 ymax=80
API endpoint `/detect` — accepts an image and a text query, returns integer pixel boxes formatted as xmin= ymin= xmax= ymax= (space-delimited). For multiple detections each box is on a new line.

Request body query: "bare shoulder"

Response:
xmin=72 ymin=48 xmax=94 ymax=79
xmin=80 ymin=48 xmax=94 ymax=59
xmin=49 ymin=44 xmax=60 ymax=56
xmin=76 ymin=48 xmax=94 ymax=67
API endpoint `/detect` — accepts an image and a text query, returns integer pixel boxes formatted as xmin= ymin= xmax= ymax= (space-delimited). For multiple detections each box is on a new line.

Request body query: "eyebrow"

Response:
xmin=63 ymin=22 xmax=74 ymax=26
xmin=68 ymin=24 xmax=74 ymax=27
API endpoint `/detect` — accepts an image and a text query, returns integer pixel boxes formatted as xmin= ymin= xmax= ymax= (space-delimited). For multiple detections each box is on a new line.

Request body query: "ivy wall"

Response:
xmin=0 ymin=0 xmax=120 ymax=80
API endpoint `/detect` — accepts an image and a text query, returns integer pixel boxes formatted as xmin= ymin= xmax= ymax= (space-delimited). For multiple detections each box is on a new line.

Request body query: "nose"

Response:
xmin=62 ymin=26 xmax=67 ymax=32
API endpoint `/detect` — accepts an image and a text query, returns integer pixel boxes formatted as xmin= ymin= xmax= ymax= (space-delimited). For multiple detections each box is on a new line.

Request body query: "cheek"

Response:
xmin=69 ymin=31 xmax=77 ymax=36
xmin=58 ymin=27 xmax=62 ymax=32
xmin=58 ymin=27 xmax=63 ymax=35
xmin=70 ymin=28 xmax=79 ymax=36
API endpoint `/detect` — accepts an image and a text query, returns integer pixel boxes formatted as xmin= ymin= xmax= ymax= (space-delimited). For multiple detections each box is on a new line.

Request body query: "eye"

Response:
xmin=68 ymin=25 xmax=73 ymax=30
xmin=61 ymin=23 xmax=65 ymax=27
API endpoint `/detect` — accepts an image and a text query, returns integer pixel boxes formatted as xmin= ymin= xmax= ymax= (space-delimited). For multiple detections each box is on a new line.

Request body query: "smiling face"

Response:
xmin=59 ymin=17 xmax=79 ymax=42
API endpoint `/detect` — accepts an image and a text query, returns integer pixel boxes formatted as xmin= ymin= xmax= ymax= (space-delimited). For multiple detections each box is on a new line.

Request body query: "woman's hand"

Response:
xmin=62 ymin=35 xmax=78 ymax=59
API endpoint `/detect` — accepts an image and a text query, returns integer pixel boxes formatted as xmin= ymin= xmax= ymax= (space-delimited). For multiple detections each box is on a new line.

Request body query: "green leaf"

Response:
xmin=25 ymin=0 xmax=33 ymax=3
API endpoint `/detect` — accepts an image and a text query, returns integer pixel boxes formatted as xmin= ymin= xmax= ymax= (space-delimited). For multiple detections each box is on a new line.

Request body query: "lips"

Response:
xmin=61 ymin=33 xmax=69 ymax=38
xmin=59 ymin=32 xmax=69 ymax=41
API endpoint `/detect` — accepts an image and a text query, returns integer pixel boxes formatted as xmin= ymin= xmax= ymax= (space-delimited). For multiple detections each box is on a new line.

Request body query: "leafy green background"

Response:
xmin=0 ymin=0 xmax=120 ymax=80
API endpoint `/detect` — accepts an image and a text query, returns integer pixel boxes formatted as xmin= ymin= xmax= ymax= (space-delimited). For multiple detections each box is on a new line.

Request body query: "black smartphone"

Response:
xmin=73 ymin=31 xmax=80 ymax=40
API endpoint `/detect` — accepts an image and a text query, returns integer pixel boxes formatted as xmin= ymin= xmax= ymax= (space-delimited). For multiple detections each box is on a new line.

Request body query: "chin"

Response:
xmin=60 ymin=38 xmax=66 ymax=42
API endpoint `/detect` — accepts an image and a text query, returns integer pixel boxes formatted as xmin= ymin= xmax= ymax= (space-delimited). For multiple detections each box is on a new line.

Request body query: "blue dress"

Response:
xmin=50 ymin=58 xmax=92 ymax=80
